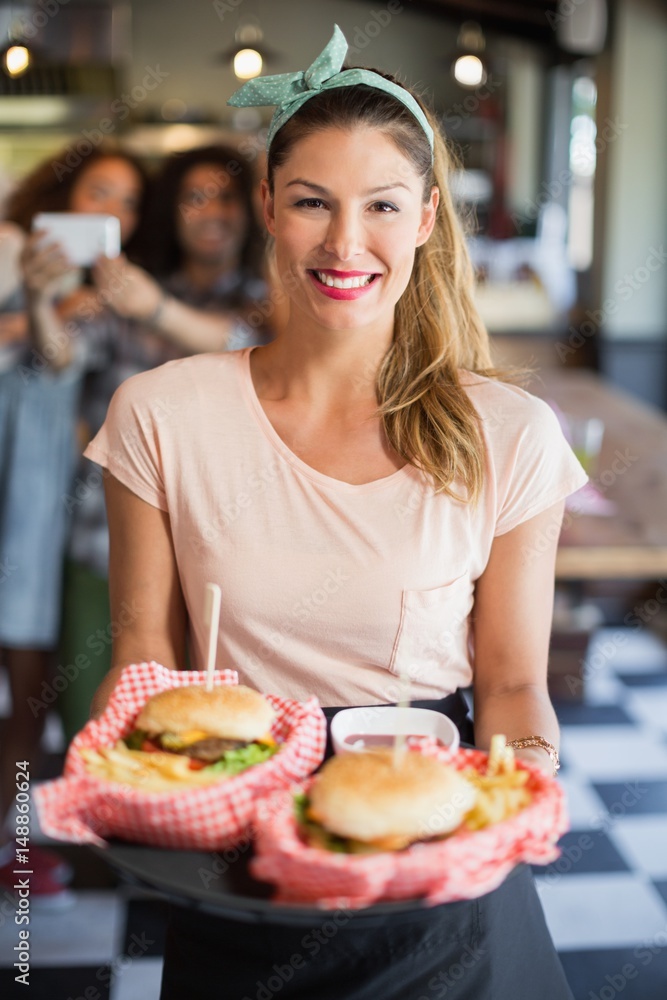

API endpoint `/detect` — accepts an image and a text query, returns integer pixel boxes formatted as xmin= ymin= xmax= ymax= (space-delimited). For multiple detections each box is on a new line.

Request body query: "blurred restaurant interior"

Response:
xmin=0 ymin=0 xmax=667 ymax=997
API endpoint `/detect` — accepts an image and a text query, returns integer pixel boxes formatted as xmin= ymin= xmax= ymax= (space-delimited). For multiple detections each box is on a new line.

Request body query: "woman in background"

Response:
xmin=0 ymin=146 xmax=147 ymax=906
xmin=39 ymin=145 xmax=272 ymax=741
xmin=131 ymin=143 xmax=268 ymax=338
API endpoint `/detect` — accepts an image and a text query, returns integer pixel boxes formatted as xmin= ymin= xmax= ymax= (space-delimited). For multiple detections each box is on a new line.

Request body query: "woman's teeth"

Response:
xmin=313 ymin=271 xmax=374 ymax=289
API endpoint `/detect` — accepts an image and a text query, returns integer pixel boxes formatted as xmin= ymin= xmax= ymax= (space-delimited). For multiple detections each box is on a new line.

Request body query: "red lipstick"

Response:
xmin=307 ymin=269 xmax=380 ymax=301
xmin=316 ymin=269 xmax=374 ymax=277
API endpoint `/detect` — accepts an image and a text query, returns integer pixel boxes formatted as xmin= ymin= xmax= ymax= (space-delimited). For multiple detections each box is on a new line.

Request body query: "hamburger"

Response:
xmin=81 ymin=684 xmax=278 ymax=791
xmin=296 ymin=748 xmax=478 ymax=853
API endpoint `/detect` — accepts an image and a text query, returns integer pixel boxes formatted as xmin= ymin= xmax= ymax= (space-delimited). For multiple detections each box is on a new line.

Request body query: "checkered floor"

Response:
xmin=1 ymin=626 xmax=667 ymax=1000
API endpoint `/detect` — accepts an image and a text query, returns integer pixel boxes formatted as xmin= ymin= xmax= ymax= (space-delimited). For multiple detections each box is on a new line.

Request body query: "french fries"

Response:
xmin=80 ymin=742 xmax=230 ymax=793
xmin=461 ymin=735 xmax=533 ymax=831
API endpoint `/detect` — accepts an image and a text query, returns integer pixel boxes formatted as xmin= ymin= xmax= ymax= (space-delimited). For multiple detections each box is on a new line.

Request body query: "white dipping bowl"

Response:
xmin=330 ymin=706 xmax=460 ymax=756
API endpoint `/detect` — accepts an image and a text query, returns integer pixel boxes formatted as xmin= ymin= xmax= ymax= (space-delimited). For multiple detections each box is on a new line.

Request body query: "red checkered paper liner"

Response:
xmin=250 ymin=741 xmax=569 ymax=909
xmin=33 ymin=662 xmax=326 ymax=850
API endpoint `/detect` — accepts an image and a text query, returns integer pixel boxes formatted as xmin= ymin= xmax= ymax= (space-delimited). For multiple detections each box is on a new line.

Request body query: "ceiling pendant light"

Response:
xmin=216 ymin=20 xmax=277 ymax=82
xmin=452 ymin=21 xmax=487 ymax=89
xmin=233 ymin=46 xmax=262 ymax=80
xmin=2 ymin=4 xmax=35 ymax=79
xmin=3 ymin=42 xmax=30 ymax=76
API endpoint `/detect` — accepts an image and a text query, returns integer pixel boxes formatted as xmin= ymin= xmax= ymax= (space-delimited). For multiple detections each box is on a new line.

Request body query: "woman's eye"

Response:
xmin=371 ymin=201 xmax=399 ymax=213
xmin=295 ymin=198 xmax=326 ymax=209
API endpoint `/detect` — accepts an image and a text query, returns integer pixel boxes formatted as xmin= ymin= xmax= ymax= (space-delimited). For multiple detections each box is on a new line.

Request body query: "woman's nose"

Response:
xmin=322 ymin=211 xmax=364 ymax=261
xmin=199 ymin=194 xmax=226 ymax=218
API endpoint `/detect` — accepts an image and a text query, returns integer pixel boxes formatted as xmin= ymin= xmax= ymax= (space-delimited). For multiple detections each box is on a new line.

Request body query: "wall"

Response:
xmin=600 ymin=0 xmax=667 ymax=341
xmin=126 ymin=0 xmax=460 ymax=119
xmin=505 ymin=39 xmax=543 ymax=218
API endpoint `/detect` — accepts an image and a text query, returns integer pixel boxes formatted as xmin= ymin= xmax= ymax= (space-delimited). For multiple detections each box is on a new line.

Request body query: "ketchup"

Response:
xmin=344 ymin=734 xmax=446 ymax=748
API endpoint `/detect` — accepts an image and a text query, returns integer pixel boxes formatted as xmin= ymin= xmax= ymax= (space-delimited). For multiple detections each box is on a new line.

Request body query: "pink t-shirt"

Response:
xmin=85 ymin=347 xmax=587 ymax=707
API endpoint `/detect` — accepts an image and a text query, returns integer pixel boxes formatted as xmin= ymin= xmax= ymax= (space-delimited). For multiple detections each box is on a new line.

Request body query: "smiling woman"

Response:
xmin=254 ymin=70 xmax=497 ymax=500
xmin=83 ymin=24 xmax=586 ymax=1000
xmin=264 ymin=128 xmax=437 ymax=320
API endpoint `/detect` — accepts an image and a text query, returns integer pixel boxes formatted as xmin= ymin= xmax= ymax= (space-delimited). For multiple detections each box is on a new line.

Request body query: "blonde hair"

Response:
xmin=267 ymin=77 xmax=501 ymax=501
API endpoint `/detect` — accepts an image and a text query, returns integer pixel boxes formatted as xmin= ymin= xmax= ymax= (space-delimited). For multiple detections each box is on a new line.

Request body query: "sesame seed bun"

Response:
xmin=308 ymin=749 xmax=477 ymax=845
xmin=135 ymin=685 xmax=275 ymax=742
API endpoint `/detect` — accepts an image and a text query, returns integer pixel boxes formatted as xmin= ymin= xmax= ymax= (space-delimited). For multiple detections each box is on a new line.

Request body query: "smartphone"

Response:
xmin=32 ymin=213 xmax=121 ymax=267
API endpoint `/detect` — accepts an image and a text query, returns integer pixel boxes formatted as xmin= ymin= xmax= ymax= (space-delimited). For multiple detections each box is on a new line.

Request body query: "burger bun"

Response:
xmin=308 ymin=748 xmax=477 ymax=844
xmin=135 ymin=684 xmax=275 ymax=742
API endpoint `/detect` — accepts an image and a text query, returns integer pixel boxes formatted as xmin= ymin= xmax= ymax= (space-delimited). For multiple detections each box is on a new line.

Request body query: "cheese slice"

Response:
xmin=175 ymin=729 xmax=209 ymax=746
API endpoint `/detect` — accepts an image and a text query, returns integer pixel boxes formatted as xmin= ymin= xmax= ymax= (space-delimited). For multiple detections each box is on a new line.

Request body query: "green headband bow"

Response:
xmin=227 ymin=24 xmax=434 ymax=159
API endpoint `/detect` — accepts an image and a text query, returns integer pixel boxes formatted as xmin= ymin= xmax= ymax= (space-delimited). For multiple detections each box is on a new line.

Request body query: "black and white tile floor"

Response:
xmin=1 ymin=626 xmax=667 ymax=1000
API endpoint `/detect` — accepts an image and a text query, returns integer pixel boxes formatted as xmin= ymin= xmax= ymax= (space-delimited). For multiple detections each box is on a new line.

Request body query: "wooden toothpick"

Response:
xmin=204 ymin=583 xmax=222 ymax=691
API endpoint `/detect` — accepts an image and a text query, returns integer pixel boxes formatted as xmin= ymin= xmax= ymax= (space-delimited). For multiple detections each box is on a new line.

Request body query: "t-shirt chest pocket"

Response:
xmin=388 ymin=569 xmax=473 ymax=688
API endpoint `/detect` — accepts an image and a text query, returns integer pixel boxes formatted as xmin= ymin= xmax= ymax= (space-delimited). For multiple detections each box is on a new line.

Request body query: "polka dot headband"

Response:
xmin=227 ymin=24 xmax=434 ymax=159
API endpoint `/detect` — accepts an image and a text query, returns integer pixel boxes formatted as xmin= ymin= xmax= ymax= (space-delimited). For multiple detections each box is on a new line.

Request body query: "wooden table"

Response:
xmin=528 ymin=369 xmax=667 ymax=580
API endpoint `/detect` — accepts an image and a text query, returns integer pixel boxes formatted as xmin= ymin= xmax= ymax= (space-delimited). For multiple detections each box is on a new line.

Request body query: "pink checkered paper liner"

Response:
xmin=33 ymin=661 xmax=326 ymax=850
xmin=250 ymin=741 xmax=569 ymax=909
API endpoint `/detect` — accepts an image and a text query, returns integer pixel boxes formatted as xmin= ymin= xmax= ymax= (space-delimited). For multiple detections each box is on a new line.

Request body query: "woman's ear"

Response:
xmin=260 ymin=178 xmax=276 ymax=237
xmin=416 ymin=186 xmax=439 ymax=247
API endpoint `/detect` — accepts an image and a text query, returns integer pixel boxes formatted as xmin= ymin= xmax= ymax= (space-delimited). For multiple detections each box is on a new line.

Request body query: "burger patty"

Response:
xmin=176 ymin=737 xmax=249 ymax=761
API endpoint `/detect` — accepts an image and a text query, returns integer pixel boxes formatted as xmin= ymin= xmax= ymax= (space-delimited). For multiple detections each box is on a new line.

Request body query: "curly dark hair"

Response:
xmin=134 ymin=144 xmax=265 ymax=280
xmin=4 ymin=143 xmax=149 ymax=262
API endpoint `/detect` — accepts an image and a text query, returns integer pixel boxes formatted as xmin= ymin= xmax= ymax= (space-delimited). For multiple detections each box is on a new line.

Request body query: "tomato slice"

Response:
xmin=141 ymin=739 xmax=162 ymax=753
xmin=188 ymin=758 xmax=208 ymax=771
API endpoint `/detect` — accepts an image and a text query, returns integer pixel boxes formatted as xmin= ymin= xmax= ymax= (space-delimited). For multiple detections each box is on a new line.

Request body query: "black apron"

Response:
xmin=159 ymin=693 xmax=573 ymax=1000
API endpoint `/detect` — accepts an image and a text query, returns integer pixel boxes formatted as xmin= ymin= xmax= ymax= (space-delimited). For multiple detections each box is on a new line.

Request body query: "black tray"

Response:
xmin=92 ymin=839 xmax=438 ymax=927
xmin=90 ymin=703 xmax=477 ymax=925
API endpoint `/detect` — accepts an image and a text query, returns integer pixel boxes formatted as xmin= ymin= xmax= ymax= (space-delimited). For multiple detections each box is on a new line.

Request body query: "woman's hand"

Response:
xmin=93 ymin=260 xmax=240 ymax=353
xmin=92 ymin=253 xmax=163 ymax=321
xmin=513 ymin=745 xmax=557 ymax=777
xmin=20 ymin=230 xmax=78 ymax=303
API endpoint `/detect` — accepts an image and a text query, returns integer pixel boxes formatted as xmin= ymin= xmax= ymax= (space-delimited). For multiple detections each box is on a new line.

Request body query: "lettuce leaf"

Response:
xmin=204 ymin=741 xmax=278 ymax=776
xmin=293 ymin=794 xmax=350 ymax=853
xmin=293 ymin=792 xmax=310 ymax=826
xmin=123 ymin=729 xmax=149 ymax=751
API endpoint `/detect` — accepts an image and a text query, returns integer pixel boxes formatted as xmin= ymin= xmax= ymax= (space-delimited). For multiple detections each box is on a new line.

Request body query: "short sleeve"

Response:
xmin=83 ymin=372 xmax=168 ymax=511
xmin=491 ymin=390 xmax=588 ymax=536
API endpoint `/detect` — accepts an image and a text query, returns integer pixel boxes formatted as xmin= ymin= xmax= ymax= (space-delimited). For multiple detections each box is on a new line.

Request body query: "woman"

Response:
xmin=131 ymin=143 xmax=267 ymax=330
xmin=86 ymin=27 xmax=585 ymax=1000
xmin=0 ymin=147 xmax=147 ymax=906
xmin=87 ymin=142 xmax=272 ymax=355
xmin=53 ymin=144 xmax=272 ymax=742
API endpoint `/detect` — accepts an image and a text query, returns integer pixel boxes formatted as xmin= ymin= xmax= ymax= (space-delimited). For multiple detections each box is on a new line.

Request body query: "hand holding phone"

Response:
xmin=20 ymin=229 xmax=79 ymax=302
xmin=92 ymin=253 xmax=164 ymax=322
xmin=32 ymin=213 xmax=121 ymax=267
